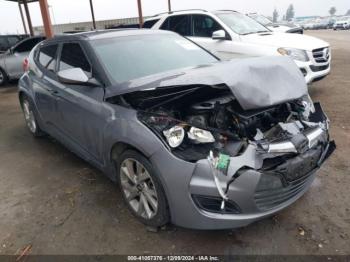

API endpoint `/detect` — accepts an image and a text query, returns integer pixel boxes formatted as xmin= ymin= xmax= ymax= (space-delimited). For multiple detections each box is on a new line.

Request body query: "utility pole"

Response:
xmin=38 ymin=0 xmax=54 ymax=38
xmin=89 ymin=0 xmax=96 ymax=30
xmin=22 ymin=0 xmax=34 ymax=36
xmin=168 ymin=0 xmax=171 ymax=12
xmin=137 ymin=0 xmax=143 ymax=28
xmin=18 ymin=1 xmax=28 ymax=34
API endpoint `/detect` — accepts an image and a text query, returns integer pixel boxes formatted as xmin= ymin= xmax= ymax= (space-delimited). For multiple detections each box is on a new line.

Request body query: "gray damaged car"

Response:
xmin=18 ymin=30 xmax=335 ymax=230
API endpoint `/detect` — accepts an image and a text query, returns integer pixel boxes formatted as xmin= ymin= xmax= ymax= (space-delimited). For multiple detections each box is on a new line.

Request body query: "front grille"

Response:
xmin=310 ymin=64 xmax=330 ymax=72
xmin=312 ymin=47 xmax=330 ymax=63
xmin=254 ymin=173 xmax=313 ymax=211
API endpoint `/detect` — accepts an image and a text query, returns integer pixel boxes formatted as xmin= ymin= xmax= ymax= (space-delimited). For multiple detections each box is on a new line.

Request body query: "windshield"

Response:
xmin=91 ymin=34 xmax=217 ymax=84
xmin=217 ymin=12 xmax=270 ymax=35
xmin=250 ymin=14 xmax=273 ymax=26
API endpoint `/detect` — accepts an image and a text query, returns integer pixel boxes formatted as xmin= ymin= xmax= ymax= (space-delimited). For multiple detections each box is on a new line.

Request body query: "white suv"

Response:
xmin=147 ymin=10 xmax=331 ymax=84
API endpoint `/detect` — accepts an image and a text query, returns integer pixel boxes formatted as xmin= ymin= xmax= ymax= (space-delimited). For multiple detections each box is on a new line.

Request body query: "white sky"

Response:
xmin=0 ymin=0 xmax=349 ymax=34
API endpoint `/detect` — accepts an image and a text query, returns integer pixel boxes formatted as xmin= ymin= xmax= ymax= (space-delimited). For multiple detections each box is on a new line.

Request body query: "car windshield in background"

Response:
xmin=91 ymin=34 xmax=217 ymax=84
xmin=217 ymin=12 xmax=270 ymax=35
xmin=250 ymin=14 xmax=273 ymax=26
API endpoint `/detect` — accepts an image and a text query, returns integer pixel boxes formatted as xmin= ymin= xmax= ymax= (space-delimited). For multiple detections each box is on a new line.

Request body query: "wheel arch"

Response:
xmin=110 ymin=141 xmax=146 ymax=179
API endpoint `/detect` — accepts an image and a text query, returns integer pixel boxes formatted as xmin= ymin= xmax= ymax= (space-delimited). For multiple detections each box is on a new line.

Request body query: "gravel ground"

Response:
xmin=0 ymin=30 xmax=349 ymax=256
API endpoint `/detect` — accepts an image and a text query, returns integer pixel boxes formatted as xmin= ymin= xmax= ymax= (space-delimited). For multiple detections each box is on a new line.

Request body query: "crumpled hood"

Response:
xmin=105 ymin=56 xmax=308 ymax=110
xmin=241 ymin=32 xmax=329 ymax=51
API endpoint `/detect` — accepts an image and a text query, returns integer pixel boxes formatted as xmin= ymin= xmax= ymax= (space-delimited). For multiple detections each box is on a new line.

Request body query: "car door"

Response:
xmin=54 ymin=42 xmax=106 ymax=164
xmin=189 ymin=14 xmax=235 ymax=60
xmin=32 ymin=43 xmax=61 ymax=129
xmin=5 ymin=37 xmax=44 ymax=78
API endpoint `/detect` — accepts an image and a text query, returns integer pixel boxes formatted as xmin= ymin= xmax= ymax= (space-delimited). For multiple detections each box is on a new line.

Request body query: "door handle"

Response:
xmin=44 ymin=87 xmax=59 ymax=96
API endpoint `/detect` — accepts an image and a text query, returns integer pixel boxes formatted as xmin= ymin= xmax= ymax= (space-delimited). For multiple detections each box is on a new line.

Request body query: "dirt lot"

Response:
xmin=0 ymin=30 xmax=349 ymax=256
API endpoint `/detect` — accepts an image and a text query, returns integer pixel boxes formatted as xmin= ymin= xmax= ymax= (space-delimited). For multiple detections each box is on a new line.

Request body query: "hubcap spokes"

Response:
xmin=23 ymin=100 xmax=36 ymax=133
xmin=120 ymin=158 xmax=158 ymax=219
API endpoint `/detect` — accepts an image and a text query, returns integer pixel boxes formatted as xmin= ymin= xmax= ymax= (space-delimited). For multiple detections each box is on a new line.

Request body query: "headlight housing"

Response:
xmin=138 ymin=113 xmax=217 ymax=149
xmin=163 ymin=125 xmax=185 ymax=148
xmin=163 ymin=125 xmax=215 ymax=148
xmin=277 ymin=47 xmax=309 ymax=62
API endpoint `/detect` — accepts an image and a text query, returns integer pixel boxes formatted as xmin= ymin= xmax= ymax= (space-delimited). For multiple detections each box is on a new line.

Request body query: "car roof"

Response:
xmin=145 ymin=9 xmax=239 ymax=21
xmin=42 ymin=29 xmax=175 ymax=43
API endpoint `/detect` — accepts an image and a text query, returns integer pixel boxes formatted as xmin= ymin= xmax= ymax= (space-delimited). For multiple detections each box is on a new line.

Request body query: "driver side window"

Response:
xmin=192 ymin=15 xmax=224 ymax=38
xmin=58 ymin=43 xmax=92 ymax=77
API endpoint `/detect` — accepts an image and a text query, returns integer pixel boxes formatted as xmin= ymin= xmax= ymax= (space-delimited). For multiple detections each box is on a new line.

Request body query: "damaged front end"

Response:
xmin=109 ymin=83 xmax=335 ymax=216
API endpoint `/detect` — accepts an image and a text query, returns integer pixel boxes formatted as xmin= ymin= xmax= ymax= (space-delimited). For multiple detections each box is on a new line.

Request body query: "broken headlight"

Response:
xmin=163 ymin=125 xmax=185 ymax=148
xmin=138 ymin=113 xmax=216 ymax=149
xmin=163 ymin=125 xmax=215 ymax=148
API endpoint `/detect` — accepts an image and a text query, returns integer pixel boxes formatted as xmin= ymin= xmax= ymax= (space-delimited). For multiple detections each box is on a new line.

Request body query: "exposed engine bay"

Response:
xmin=112 ymin=84 xmax=328 ymax=162
xmin=109 ymin=84 xmax=335 ymax=213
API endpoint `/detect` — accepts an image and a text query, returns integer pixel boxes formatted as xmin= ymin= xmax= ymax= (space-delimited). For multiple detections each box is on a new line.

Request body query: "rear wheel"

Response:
xmin=20 ymin=96 xmax=45 ymax=137
xmin=0 ymin=68 xmax=8 ymax=86
xmin=117 ymin=150 xmax=169 ymax=227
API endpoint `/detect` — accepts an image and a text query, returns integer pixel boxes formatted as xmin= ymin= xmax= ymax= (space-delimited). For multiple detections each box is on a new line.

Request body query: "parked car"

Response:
xmin=247 ymin=13 xmax=303 ymax=34
xmin=0 ymin=34 xmax=28 ymax=54
xmin=333 ymin=19 xmax=350 ymax=30
xmin=18 ymin=29 xmax=335 ymax=229
xmin=313 ymin=19 xmax=331 ymax=30
xmin=0 ymin=36 xmax=45 ymax=86
xmin=146 ymin=10 xmax=331 ymax=84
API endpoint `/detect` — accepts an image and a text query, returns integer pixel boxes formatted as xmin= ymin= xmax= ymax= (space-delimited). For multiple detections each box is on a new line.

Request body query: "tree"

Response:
xmin=286 ymin=4 xmax=295 ymax=21
xmin=346 ymin=9 xmax=350 ymax=16
xmin=273 ymin=8 xmax=279 ymax=22
xmin=329 ymin=7 xmax=336 ymax=16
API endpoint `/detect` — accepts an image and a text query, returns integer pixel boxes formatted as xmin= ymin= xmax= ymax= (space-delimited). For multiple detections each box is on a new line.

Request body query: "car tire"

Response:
xmin=20 ymin=95 xmax=45 ymax=137
xmin=0 ymin=68 xmax=8 ymax=86
xmin=117 ymin=150 xmax=170 ymax=228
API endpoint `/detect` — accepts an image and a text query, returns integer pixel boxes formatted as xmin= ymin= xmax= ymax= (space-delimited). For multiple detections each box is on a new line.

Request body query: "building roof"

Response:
xmin=5 ymin=0 xmax=39 ymax=3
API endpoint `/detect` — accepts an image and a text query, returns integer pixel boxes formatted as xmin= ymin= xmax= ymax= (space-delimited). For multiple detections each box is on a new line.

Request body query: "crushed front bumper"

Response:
xmin=150 ymin=103 xmax=335 ymax=229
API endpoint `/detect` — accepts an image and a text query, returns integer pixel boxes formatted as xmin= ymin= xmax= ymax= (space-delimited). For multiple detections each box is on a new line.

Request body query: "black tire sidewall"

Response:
xmin=0 ymin=68 xmax=8 ymax=86
xmin=116 ymin=150 xmax=170 ymax=227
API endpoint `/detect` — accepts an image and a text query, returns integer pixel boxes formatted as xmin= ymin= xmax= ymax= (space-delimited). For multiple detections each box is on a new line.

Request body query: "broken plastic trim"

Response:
xmin=262 ymin=126 xmax=325 ymax=154
xmin=207 ymin=151 xmax=229 ymax=210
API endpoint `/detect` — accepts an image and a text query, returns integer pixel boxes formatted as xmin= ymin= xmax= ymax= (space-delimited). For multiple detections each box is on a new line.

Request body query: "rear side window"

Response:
xmin=14 ymin=38 xmax=44 ymax=53
xmin=7 ymin=36 xmax=20 ymax=46
xmin=143 ymin=19 xmax=159 ymax=28
xmin=38 ymin=44 xmax=58 ymax=72
xmin=58 ymin=43 xmax=91 ymax=76
xmin=161 ymin=15 xmax=191 ymax=36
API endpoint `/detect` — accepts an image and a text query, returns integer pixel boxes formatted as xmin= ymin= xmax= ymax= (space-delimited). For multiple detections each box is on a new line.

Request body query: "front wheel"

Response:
xmin=117 ymin=150 xmax=170 ymax=227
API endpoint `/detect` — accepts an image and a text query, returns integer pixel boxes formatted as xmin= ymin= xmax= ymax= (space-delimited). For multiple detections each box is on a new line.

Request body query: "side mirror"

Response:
xmin=58 ymin=68 xmax=89 ymax=85
xmin=212 ymin=30 xmax=227 ymax=40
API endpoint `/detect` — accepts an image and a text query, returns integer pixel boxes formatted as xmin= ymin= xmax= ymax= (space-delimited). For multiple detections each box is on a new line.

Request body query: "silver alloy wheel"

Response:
xmin=22 ymin=100 xmax=37 ymax=133
xmin=120 ymin=158 xmax=158 ymax=219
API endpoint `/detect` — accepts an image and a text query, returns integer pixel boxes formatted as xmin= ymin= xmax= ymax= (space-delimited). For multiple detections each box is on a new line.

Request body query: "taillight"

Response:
xmin=23 ymin=58 xmax=29 ymax=72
